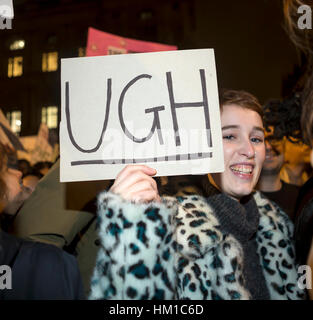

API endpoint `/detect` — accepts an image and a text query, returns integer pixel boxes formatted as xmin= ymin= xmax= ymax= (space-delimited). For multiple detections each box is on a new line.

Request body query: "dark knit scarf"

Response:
xmin=201 ymin=176 xmax=270 ymax=300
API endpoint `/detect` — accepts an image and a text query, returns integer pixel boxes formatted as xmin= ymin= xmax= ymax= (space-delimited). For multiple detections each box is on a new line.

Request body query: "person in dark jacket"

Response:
xmin=0 ymin=143 xmax=85 ymax=300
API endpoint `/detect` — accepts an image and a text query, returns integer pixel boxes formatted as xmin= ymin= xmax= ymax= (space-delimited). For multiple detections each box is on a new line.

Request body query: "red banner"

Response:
xmin=86 ymin=27 xmax=177 ymax=56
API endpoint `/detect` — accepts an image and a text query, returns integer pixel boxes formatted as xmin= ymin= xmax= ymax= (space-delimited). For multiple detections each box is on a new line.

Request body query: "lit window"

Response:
xmin=6 ymin=111 xmax=22 ymax=135
xmin=42 ymin=52 xmax=58 ymax=72
xmin=10 ymin=40 xmax=25 ymax=51
xmin=8 ymin=56 xmax=23 ymax=77
xmin=78 ymin=47 xmax=86 ymax=57
xmin=41 ymin=106 xmax=58 ymax=129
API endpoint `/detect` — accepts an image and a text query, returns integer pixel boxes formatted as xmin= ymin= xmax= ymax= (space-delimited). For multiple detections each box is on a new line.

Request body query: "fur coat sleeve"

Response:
xmin=89 ymin=192 xmax=178 ymax=299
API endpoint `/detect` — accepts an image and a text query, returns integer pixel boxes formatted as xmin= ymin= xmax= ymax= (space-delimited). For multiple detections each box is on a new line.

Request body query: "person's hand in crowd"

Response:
xmin=109 ymin=164 xmax=161 ymax=203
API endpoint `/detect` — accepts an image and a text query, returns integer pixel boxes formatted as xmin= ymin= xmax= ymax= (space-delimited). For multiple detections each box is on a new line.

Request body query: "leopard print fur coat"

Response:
xmin=89 ymin=181 xmax=306 ymax=300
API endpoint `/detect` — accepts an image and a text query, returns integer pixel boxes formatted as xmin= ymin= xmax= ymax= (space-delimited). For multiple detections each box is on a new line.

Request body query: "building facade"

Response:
xmin=0 ymin=0 xmax=195 ymax=136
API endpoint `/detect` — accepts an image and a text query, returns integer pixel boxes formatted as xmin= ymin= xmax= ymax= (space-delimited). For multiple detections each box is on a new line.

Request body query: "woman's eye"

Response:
xmin=223 ymin=135 xmax=235 ymax=140
xmin=251 ymin=137 xmax=264 ymax=143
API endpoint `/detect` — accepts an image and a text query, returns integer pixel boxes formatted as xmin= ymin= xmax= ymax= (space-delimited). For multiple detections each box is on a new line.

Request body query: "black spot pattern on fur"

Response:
xmin=206 ymin=280 xmax=211 ymax=287
xmin=227 ymin=290 xmax=241 ymax=300
xmin=165 ymin=234 xmax=172 ymax=244
xmin=211 ymin=290 xmax=223 ymax=300
xmin=263 ymin=231 xmax=273 ymax=240
xmin=129 ymin=243 xmax=140 ymax=255
xmin=128 ymin=260 xmax=150 ymax=279
xmin=190 ymin=219 xmax=206 ymax=228
xmin=152 ymin=288 xmax=165 ymax=300
xmin=222 ymin=242 xmax=231 ymax=256
xmin=224 ymin=272 xmax=236 ymax=283
xmin=162 ymin=248 xmax=170 ymax=261
xmin=140 ymin=287 xmax=150 ymax=300
xmin=231 ymin=258 xmax=238 ymax=271
xmin=216 ymin=275 xmax=221 ymax=286
xmin=118 ymin=211 xmax=133 ymax=228
xmin=107 ymin=223 xmax=121 ymax=237
xmin=155 ymin=223 xmax=167 ymax=239
xmin=118 ymin=266 xmax=125 ymax=279
xmin=286 ymin=283 xmax=295 ymax=293
xmin=282 ymin=259 xmax=293 ymax=269
xmin=271 ymin=282 xmax=285 ymax=295
xmin=182 ymin=273 xmax=191 ymax=289
xmin=277 ymin=223 xmax=284 ymax=233
xmin=187 ymin=234 xmax=200 ymax=249
xmin=104 ymin=284 xmax=116 ymax=299
xmin=287 ymin=246 xmax=294 ymax=259
xmin=201 ymin=229 xmax=218 ymax=241
xmin=278 ymin=239 xmax=287 ymax=248
xmin=260 ymin=246 xmax=267 ymax=256
xmin=189 ymin=282 xmax=196 ymax=292
xmin=105 ymin=208 xmax=114 ymax=218
xmin=145 ymin=207 xmax=162 ymax=222
xmin=153 ymin=256 xmax=163 ymax=276
xmin=171 ymin=240 xmax=178 ymax=251
xmin=184 ymin=203 xmax=196 ymax=209
xmin=268 ymin=242 xmax=277 ymax=249
xmin=136 ymin=221 xmax=148 ymax=247
xmin=210 ymin=255 xmax=224 ymax=269
xmin=263 ymin=258 xmax=276 ymax=275
xmin=192 ymin=210 xmax=207 ymax=218
xmin=199 ymin=280 xmax=208 ymax=299
xmin=127 ymin=287 xmax=137 ymax=298
xmin=191 ymin=263 xmax=201 ymax=278
xmin=177 ymin=257 xmax=189 ymax=273
xmin=162 ymin=270 xmax=174 ymax=292
xmin=277 ymin=266 xmax=288 ymax=280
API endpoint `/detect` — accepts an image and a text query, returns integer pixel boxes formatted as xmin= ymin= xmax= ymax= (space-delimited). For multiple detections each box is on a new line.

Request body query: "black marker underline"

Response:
xmin=71 ymin=152 xmax=213 ymax=166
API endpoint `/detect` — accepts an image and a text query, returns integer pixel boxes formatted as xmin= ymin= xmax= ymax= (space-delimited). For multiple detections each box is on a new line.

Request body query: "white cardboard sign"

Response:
xmin=60 ymin=49 xmax=224 ymax=182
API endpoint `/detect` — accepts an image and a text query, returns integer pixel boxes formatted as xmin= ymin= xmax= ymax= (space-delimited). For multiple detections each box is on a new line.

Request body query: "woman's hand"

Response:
xmin=109 ymin=164 xmax=161 ymax=203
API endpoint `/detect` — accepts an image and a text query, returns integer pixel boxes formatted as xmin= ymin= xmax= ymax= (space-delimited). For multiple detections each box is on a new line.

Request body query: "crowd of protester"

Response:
xmin=0 ymin=0 xmax=313 ymax=300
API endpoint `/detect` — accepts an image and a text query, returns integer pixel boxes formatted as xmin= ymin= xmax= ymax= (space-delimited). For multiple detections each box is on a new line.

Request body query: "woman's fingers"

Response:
xmin=111 ymin=165 xmax=157 ymax=192
xmin=109 ymin=165 xmax=160 ymax=203
xmin=113 ymin=171 xmax=158 ymax=194
xmin=115 ymin=165 xmax=156 ymax=185
xmin=122 ymin=179 xmax=156 ymax=197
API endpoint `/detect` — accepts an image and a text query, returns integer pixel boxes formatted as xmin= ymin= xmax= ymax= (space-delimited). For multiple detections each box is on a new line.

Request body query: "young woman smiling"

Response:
xmin=89 ymin=90 xmax=306 ymax=300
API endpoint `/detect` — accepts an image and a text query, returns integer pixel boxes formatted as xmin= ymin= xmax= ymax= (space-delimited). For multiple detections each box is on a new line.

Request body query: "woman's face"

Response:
xmin=211 ymin=104 xmax=265 ymax=200
xmin=1 ymin=165 xmax=30 ymax=215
